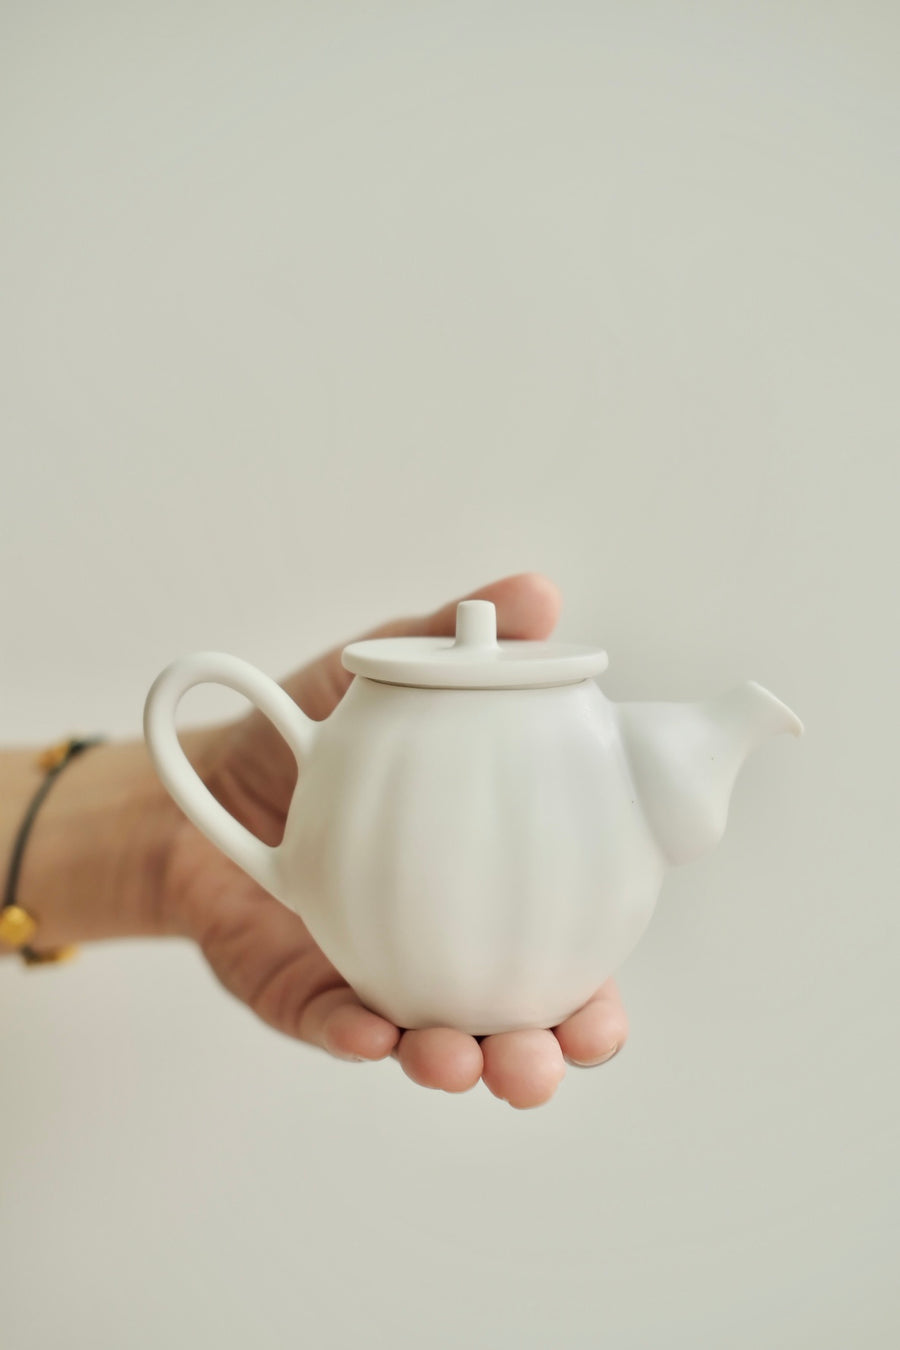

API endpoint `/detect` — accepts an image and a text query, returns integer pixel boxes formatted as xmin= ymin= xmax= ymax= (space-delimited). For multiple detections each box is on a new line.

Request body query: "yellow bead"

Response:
xmin=37 ymin=740 xmax=74 ymax=772
xmin=0 ymin=905 xmax=38 ymax=948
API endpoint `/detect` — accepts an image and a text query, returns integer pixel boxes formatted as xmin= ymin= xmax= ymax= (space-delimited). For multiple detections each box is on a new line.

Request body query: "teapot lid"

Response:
xmin=342 ymin=601 xmax=608 ymax=689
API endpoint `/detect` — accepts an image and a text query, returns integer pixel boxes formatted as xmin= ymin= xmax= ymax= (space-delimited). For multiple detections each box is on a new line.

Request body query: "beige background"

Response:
xmin=1 ymin=3 xmax=898 ymax=1346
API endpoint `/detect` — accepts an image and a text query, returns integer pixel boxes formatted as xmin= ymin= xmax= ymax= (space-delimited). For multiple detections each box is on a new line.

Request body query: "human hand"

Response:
xmin=157 ymin=574 xmax=627 ymax=1108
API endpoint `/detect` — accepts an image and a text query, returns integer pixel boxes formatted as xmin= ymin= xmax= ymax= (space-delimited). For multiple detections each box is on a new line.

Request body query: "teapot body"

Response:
xmin=279 ymin=677 xmax=663 ymax=1034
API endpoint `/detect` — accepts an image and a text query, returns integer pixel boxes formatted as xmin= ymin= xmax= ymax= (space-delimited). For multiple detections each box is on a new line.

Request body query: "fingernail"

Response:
xmin=567 ymin=1043 xmax=619 ymax=1068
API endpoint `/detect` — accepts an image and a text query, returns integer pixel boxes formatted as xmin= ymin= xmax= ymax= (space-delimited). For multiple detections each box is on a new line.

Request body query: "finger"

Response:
xmin=192 ymin=875 xmax=398 ymax=1058
xmin=284 ymin=571 xmax=562 ymax=718
xmin=298 ymin=986 xmax=400 ymax=1062
xmin=552 ymin=980 xmax=629 ymax=1067
xmin=394 ymin=1027 xmax=484 ymax=1093
xmin=481 ymin=1029 xmax=567 ymax=1109
xmin=420 ymin=572 xmax=561 ymax=643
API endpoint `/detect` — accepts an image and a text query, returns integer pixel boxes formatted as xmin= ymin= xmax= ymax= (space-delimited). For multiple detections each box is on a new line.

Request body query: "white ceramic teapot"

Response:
xmin=144 ymin=601 xmax=802 ymax=1035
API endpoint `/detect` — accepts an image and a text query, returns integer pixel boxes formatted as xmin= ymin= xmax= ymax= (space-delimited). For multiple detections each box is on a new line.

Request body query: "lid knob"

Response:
xmin=453 ymin=600 xmax=498 ymax=650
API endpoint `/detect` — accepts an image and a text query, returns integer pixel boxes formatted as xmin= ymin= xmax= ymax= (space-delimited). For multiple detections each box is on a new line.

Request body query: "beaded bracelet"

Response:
xmin=0 ymin=737 xmax=105 ymax=965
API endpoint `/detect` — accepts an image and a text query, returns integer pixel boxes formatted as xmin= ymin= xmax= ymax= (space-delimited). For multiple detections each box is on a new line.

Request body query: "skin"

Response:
xmin=1 ymin=573 xmax=627 ymax=1108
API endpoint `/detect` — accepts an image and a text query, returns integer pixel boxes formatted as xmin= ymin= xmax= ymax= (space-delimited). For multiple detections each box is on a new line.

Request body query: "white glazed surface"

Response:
xmin=144 ymin=656 xmax=665 ymax=1033
xmin=280 ymin=678 xmax=664 ymax=1033
xmin=142 ymin=626 xmax=804 ymax=1026
xmin=143 ymin=612 xmax=801 ymax=1035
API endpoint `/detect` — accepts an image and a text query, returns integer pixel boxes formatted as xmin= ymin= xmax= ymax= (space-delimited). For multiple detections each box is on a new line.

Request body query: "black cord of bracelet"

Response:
xmin=2 ymin=737 xmax=105 ymax=959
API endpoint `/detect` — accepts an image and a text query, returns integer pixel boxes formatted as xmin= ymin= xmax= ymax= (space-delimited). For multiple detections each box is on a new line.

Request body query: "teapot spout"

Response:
xmin=724 ymin=681 xmax=805 ymax=745
xmin=618 ymin=682 xmax=803 ymax=867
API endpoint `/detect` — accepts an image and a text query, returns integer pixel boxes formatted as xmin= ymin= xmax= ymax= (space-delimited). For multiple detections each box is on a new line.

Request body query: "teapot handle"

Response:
xmin=143 ymin=652 xmax=317 ymax=901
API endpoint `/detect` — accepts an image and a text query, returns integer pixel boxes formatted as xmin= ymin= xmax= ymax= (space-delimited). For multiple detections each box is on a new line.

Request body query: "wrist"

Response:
xmin=1 ymin=734 xmax=212 ymax=952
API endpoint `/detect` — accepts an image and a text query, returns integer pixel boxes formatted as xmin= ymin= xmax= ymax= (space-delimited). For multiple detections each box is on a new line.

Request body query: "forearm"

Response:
xmin=0 ymin=733 xmax=211 ymax=953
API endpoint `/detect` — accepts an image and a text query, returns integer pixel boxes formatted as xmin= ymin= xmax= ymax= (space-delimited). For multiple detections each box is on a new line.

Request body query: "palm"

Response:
xmin=167 ymin=575 xmax=627 ymax=1108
